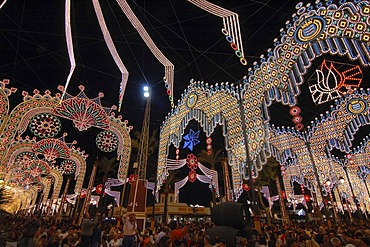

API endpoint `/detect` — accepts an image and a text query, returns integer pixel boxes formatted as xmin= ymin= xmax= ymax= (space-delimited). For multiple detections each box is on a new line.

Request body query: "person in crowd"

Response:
xmin=330 ymin=237 xmax=343 ymax=247
xmin=108 ymin=233 xmax=121 ymax=247
xmin=81 ymin=212 xmax=100 ymax=247
xmin=90 ymin=222 xmax=102 ymax=247
xmin=122 ymin=212 xmax=137 ymax=247
xmin=203 ymin=234 xmax=212 ymax=247
xmin=18 ymin=215 xmax=41 ymax=247
xmin=61 ymin=226 xmax=78 ymax=247
xmin=169 ymin=220 xmax=188 ymax=245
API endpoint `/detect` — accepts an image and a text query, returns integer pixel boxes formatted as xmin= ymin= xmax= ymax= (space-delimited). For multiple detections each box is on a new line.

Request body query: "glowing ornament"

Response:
xmin=96 ymin=130 xmax=119 ymax=153
xmin=186 ymin=154 xmax=198 ymax=170
xmin=96 ymin=184 xmax=103 ymax=194
xmin=183 ymin=129 xmax=200 ymax=151
xmin=29 ymin=113 xmax=62 ymax=138
xmin=60 ymin=159 xmax=76 ymax=175
xmin=289 ymin=106 xmax=301 ymax=116
xmin=188 ymin=170 xmax=197 ymax=183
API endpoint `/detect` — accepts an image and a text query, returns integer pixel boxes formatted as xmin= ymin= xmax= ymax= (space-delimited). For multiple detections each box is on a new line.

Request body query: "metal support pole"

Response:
xmin=343 ymin=166 xmax=362 ymax=221
xmin=335 ymin=185 xmax=347 ymax=222
xmin=238 ymin=84 xmax=259 ymax=215
xmin=119 ymin=180 xmax=127 ymax=216
xmin=305 ymin=140 xmax=330 ymax=225
xmin=329 ymin=190 xmax=338 ymax=223
xmin=57 ymin=177 xmax=71 ymax=220
xmin=80 ymin=162 xmax=98 ymax=224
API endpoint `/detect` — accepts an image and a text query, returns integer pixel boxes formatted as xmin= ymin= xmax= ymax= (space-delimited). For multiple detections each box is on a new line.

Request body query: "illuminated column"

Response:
xmin=306 ymin=139 xmax=330 ymax=224
xmin=222 ymin=158 xmax=232 ymax=201
xmin=238 ymin=84 xmax=259 ymax=214
xmin=343 ymin=164 xmax=362 ymax=221
xmin=57 ymin=177 xmax=71 ymax=220
xmin=275 ymin=176 xmax=288 ymax=224
xmin=81 ymin=161 xmax=98 ymax=222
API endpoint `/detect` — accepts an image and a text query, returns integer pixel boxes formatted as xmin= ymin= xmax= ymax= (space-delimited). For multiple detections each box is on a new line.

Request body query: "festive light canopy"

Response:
xmin=269 ymin=89 xmax=370 ymax=209
xmin=157 ymin=1 xmax=370 ymax=201
xmin=0 ymin=80 xmax=131 ymax=209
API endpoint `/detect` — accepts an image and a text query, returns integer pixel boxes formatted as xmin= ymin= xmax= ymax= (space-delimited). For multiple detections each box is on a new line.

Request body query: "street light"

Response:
xmin=143 ymin=85 xmax=150 ymax=98
xmin=339 ymin=177 xmax=345 ymax=184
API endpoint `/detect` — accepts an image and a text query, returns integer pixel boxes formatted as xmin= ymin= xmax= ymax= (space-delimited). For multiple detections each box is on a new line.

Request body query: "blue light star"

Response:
xmin=183 ymin=129 xmax=200 ymax=151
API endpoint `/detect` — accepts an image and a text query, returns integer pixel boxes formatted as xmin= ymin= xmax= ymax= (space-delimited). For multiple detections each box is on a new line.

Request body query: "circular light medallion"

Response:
xmin=96 ymin=130 xmax=119 ymax=152
xmin=294 ymin=16 xmax=326 ymax=44
xmin=187 ymin=93 xmax=198 ymax=108
xmin=346 ymin=98 xmax=368 ymax=114
xmin=29 ymin=113 xmax=62 ymax=138
xmin=60 ymin=159 xmax=77 ymax=175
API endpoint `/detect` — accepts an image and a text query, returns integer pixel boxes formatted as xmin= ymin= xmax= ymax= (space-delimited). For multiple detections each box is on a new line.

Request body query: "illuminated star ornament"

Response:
xmin=183 ymin=129 xmax=200 ymax=151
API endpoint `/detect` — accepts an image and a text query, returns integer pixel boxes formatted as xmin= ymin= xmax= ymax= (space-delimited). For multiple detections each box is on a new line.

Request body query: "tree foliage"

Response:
xmin=131 ymin=128 xmax=159 ymax=158
xmin=197 ymin=148 xmax=224 ymax=170
xmin=254 ymin=157 xmax=280 ymax=187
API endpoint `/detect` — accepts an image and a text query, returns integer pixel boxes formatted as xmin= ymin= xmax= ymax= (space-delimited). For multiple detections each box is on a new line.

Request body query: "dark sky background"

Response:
xmin=1 ymin=0 xmax=369 ymax=206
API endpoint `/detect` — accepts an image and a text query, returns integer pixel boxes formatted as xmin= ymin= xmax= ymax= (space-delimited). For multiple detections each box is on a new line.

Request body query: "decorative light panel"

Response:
xmin=96 ymin=130 xmax=119 ymax=153
xmin=29 ymin=113 xmax=62 ymax=138
xmin=309 ymin=59 xmax=363 ymax=104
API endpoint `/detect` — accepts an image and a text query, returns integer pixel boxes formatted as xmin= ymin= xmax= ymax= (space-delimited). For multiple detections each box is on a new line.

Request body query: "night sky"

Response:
xmin=1 ymin=0 xmax=369 ymax=206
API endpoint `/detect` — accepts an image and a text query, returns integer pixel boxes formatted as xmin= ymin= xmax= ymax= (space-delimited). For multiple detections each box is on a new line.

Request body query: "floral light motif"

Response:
xmin=186 ymin=154 xmax=198 ymax=170
xmin=95 ymin=130 xmax=118 ymax=153
xmin=309 ymin=60 xmax=363 ymax=105
xmin=32 ymin=138 xmax=71 ymax=162
xmin=27 ymin=160 xmax=50 ymax=177
xmin=188 ymin=170 xmax=197 ymax=183
xmin=183 ymin=129 xmax=200 ymax=151
xmin=60 ymin=159 xmax=76 ymax=175
xmin=15 ymin=151 xmax=36 ymax=168
xmin=54 ymin=85 xmax=114 ymax=131
xmin=29 ymin=113 xmax=62 ymax=138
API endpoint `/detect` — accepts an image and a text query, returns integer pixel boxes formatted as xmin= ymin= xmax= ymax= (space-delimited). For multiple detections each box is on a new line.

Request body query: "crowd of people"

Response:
xmin=1 ymin=211 xmax=370 ymax=247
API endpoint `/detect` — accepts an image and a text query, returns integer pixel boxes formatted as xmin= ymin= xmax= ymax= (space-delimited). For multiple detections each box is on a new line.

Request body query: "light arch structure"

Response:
xmin=269 ymin=90 xmax=370 ymax=209
xmin=157 ymin=80 xmax=247 ymax=198
xmin=157 ymin=1 xmax=370 ymax=200
xmin=0 ymin=83 xmax=131 ymax=183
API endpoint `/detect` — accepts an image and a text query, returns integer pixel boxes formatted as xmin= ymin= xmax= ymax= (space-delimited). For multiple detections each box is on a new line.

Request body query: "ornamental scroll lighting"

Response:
xmin=64 ymin=0 xmax=175 ymax=110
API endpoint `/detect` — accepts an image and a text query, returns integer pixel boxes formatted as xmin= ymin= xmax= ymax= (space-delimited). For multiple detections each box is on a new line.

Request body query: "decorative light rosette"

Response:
xmin=96 ymin=184 xmax=103 ymax=194
xmin=32 ymin=138 xmax=71 ymax=161
xmin=29 ymin=113 xmax=62 ymax=138
xmin=188 ymin=170 xmax=197 ymax=183
xmin=95 ymin=130 xmax=119 ymax=153
xmin=45 ymin=174 xmax=55 ymax=183
xmin=186 ymin=154 xmax=198 ymax=170
xmin=60 ymin=159 xmax=76 ymax=175
xmin=242 ymin=184 xmax=250 ymax=191
xmin=29 ymin=166 xmax=42 ymax=177
xmin=35 ymin=182 xmax=44 ymax=192
xmin=289 ymin=105 xmax=304 ymax=131
xmin=206 ymin=137 xmax=212 ymax=155
xmin=22 ymin=173 xmax=37 ymax=185
xmin=15 ymin=152 xmax=36 ymax=168
xmin=27 ymin=160 xmax=50 ymax=177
